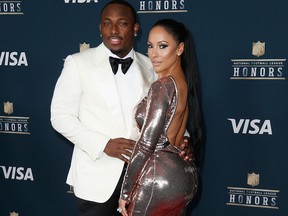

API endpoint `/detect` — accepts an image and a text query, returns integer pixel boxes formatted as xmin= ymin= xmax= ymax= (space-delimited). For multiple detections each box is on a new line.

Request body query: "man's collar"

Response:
xmin=103 ymin=44 xmax=135 ymax=59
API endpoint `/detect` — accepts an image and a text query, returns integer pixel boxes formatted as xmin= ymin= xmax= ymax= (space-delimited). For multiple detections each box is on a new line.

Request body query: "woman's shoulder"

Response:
xmin=150 ymin=76 xmax=176 ymax=94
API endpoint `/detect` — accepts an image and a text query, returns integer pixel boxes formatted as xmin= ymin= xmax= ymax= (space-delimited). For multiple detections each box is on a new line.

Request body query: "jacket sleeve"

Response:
xmin=50 ymin=55 xmax=109 ymax=160
xmin=120 ymin=80 xmax=171 ymax=201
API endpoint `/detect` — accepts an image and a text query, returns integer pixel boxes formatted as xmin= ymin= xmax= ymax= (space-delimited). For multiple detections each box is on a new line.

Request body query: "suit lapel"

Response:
xmin=133 ymin=53 xmax=156 ymax=105
xmin=93 ymin=45 xmax=127 ymax=131
xmin=91 ymin=45 xmax=156 ymax=133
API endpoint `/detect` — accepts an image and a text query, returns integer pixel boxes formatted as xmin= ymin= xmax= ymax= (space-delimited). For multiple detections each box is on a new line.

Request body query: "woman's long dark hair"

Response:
xmin=151 ymin=19 xmax=203 ymax=166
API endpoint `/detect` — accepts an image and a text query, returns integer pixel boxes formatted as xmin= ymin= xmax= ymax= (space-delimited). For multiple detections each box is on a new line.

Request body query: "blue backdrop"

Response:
xmin=1 ymin=0 xmax=287 ymax=215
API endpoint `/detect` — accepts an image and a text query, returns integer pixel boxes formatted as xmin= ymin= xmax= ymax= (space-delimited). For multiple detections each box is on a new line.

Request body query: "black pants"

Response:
xmin=77 ymin=165 xmax=127 ymax=216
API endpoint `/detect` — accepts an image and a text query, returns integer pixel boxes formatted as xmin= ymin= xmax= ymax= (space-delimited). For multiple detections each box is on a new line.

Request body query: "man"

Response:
xmin=51 ymin=0 xmax=191 ymax=215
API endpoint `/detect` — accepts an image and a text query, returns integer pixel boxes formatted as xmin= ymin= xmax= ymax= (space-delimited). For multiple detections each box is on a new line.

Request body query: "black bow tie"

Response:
xmin=109 ymin=56 xmax=133 ymax=75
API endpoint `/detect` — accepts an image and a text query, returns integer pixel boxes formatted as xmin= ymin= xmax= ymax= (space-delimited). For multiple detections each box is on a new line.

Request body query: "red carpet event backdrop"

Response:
xmin=0 ymin=0 xmax=287 ymax=215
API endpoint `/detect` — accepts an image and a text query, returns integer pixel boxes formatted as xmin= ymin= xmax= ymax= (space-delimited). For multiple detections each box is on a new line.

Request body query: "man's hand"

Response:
xmin=104 ymin=138 xmax=135 ymax=162
xmin=179 ymin=136 xmax=195 ymax=162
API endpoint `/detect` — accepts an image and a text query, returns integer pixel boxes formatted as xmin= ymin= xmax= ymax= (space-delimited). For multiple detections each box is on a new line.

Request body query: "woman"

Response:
xmin=118 ymin=19 xmax=203 ymax=216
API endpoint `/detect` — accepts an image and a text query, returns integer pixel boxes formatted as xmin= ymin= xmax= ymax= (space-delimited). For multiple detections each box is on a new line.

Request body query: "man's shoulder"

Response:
xmin=134 ymin=51 xmax=151 ymax=67
xmin=66 ymin=44 xmax=105 ymax=64
xmin=71 ymin=44 xmax=103 ymax=58
xmin=134 ymin=51 xmax=149 ymax=61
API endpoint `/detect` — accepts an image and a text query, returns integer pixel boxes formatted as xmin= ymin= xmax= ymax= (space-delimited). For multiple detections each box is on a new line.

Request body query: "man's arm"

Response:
xmin=179 ymin=136 xmax=195 ymax=161
xmin=51 ymin=55 xmax=109 ymax=160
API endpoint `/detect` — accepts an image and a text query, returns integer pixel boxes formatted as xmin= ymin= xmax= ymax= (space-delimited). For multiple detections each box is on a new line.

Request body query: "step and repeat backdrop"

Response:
xmin=1 ymin=0 xmax=287 ymax=215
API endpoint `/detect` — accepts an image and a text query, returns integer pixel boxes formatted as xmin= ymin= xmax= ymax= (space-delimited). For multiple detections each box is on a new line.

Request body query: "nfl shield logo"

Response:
xmin=10 ymin=212 xmax=19 ymax=216
xmin=4 ymin=101 xmax=13 ymax=115
xmin=247 ymin=172 xmax=260 ymax=187
xmin=252 ymin=41 xmax=265 ymax=57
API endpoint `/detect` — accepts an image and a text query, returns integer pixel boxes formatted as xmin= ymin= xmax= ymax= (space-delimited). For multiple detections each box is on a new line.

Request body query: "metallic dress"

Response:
xmin=120 ymin=76 xmax=198 ymax=216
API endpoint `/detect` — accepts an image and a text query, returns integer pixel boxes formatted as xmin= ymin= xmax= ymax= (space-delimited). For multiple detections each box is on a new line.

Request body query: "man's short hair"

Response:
xmin=100 ymin=0 xmax=138 ymax=24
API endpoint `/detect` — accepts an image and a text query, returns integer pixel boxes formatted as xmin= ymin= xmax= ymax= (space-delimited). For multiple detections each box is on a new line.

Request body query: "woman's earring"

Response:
xmin=100 ymin=34 xmax=102 ymax=37
xmin=134 ymin=33 xmax=137 ymax=37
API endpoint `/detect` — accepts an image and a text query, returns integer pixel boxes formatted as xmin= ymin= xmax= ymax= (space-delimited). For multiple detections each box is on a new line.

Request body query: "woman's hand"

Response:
xmin=118 ymin=198 xmax=128 ymax=216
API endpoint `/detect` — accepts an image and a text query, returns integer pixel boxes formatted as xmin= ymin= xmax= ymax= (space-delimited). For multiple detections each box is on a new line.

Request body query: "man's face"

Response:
xmin=99 ymin=4 xmax=139 ymax=58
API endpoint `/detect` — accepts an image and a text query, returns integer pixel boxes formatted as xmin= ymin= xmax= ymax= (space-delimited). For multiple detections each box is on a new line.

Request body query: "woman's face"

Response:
xmin=147 ymin=26 xmax=182 ymax=76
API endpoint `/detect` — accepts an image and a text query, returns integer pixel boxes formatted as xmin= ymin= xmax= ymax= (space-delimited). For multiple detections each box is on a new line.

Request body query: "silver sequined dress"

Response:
xmin=120 ymin=76 xmax=198 ymax=216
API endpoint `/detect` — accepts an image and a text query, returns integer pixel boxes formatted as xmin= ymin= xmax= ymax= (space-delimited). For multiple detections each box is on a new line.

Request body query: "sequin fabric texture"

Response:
xmin=120 ymin=76 xmax=198 ymax=216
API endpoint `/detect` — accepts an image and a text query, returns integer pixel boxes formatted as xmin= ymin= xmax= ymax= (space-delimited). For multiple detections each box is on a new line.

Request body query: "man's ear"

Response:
xmin=134 ymin=23 xmax=140 ymax=36
xmin=99 ymin=23 xmax=102 ymax=37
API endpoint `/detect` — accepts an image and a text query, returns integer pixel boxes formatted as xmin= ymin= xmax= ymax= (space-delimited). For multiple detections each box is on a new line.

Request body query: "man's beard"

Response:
xmin=110 ymin=49 xmax=123 ymax=56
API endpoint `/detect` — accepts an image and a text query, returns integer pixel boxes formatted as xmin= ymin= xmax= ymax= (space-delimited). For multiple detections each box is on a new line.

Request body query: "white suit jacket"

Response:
xmin=50 ymin=43 xmax=156 ymax=202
